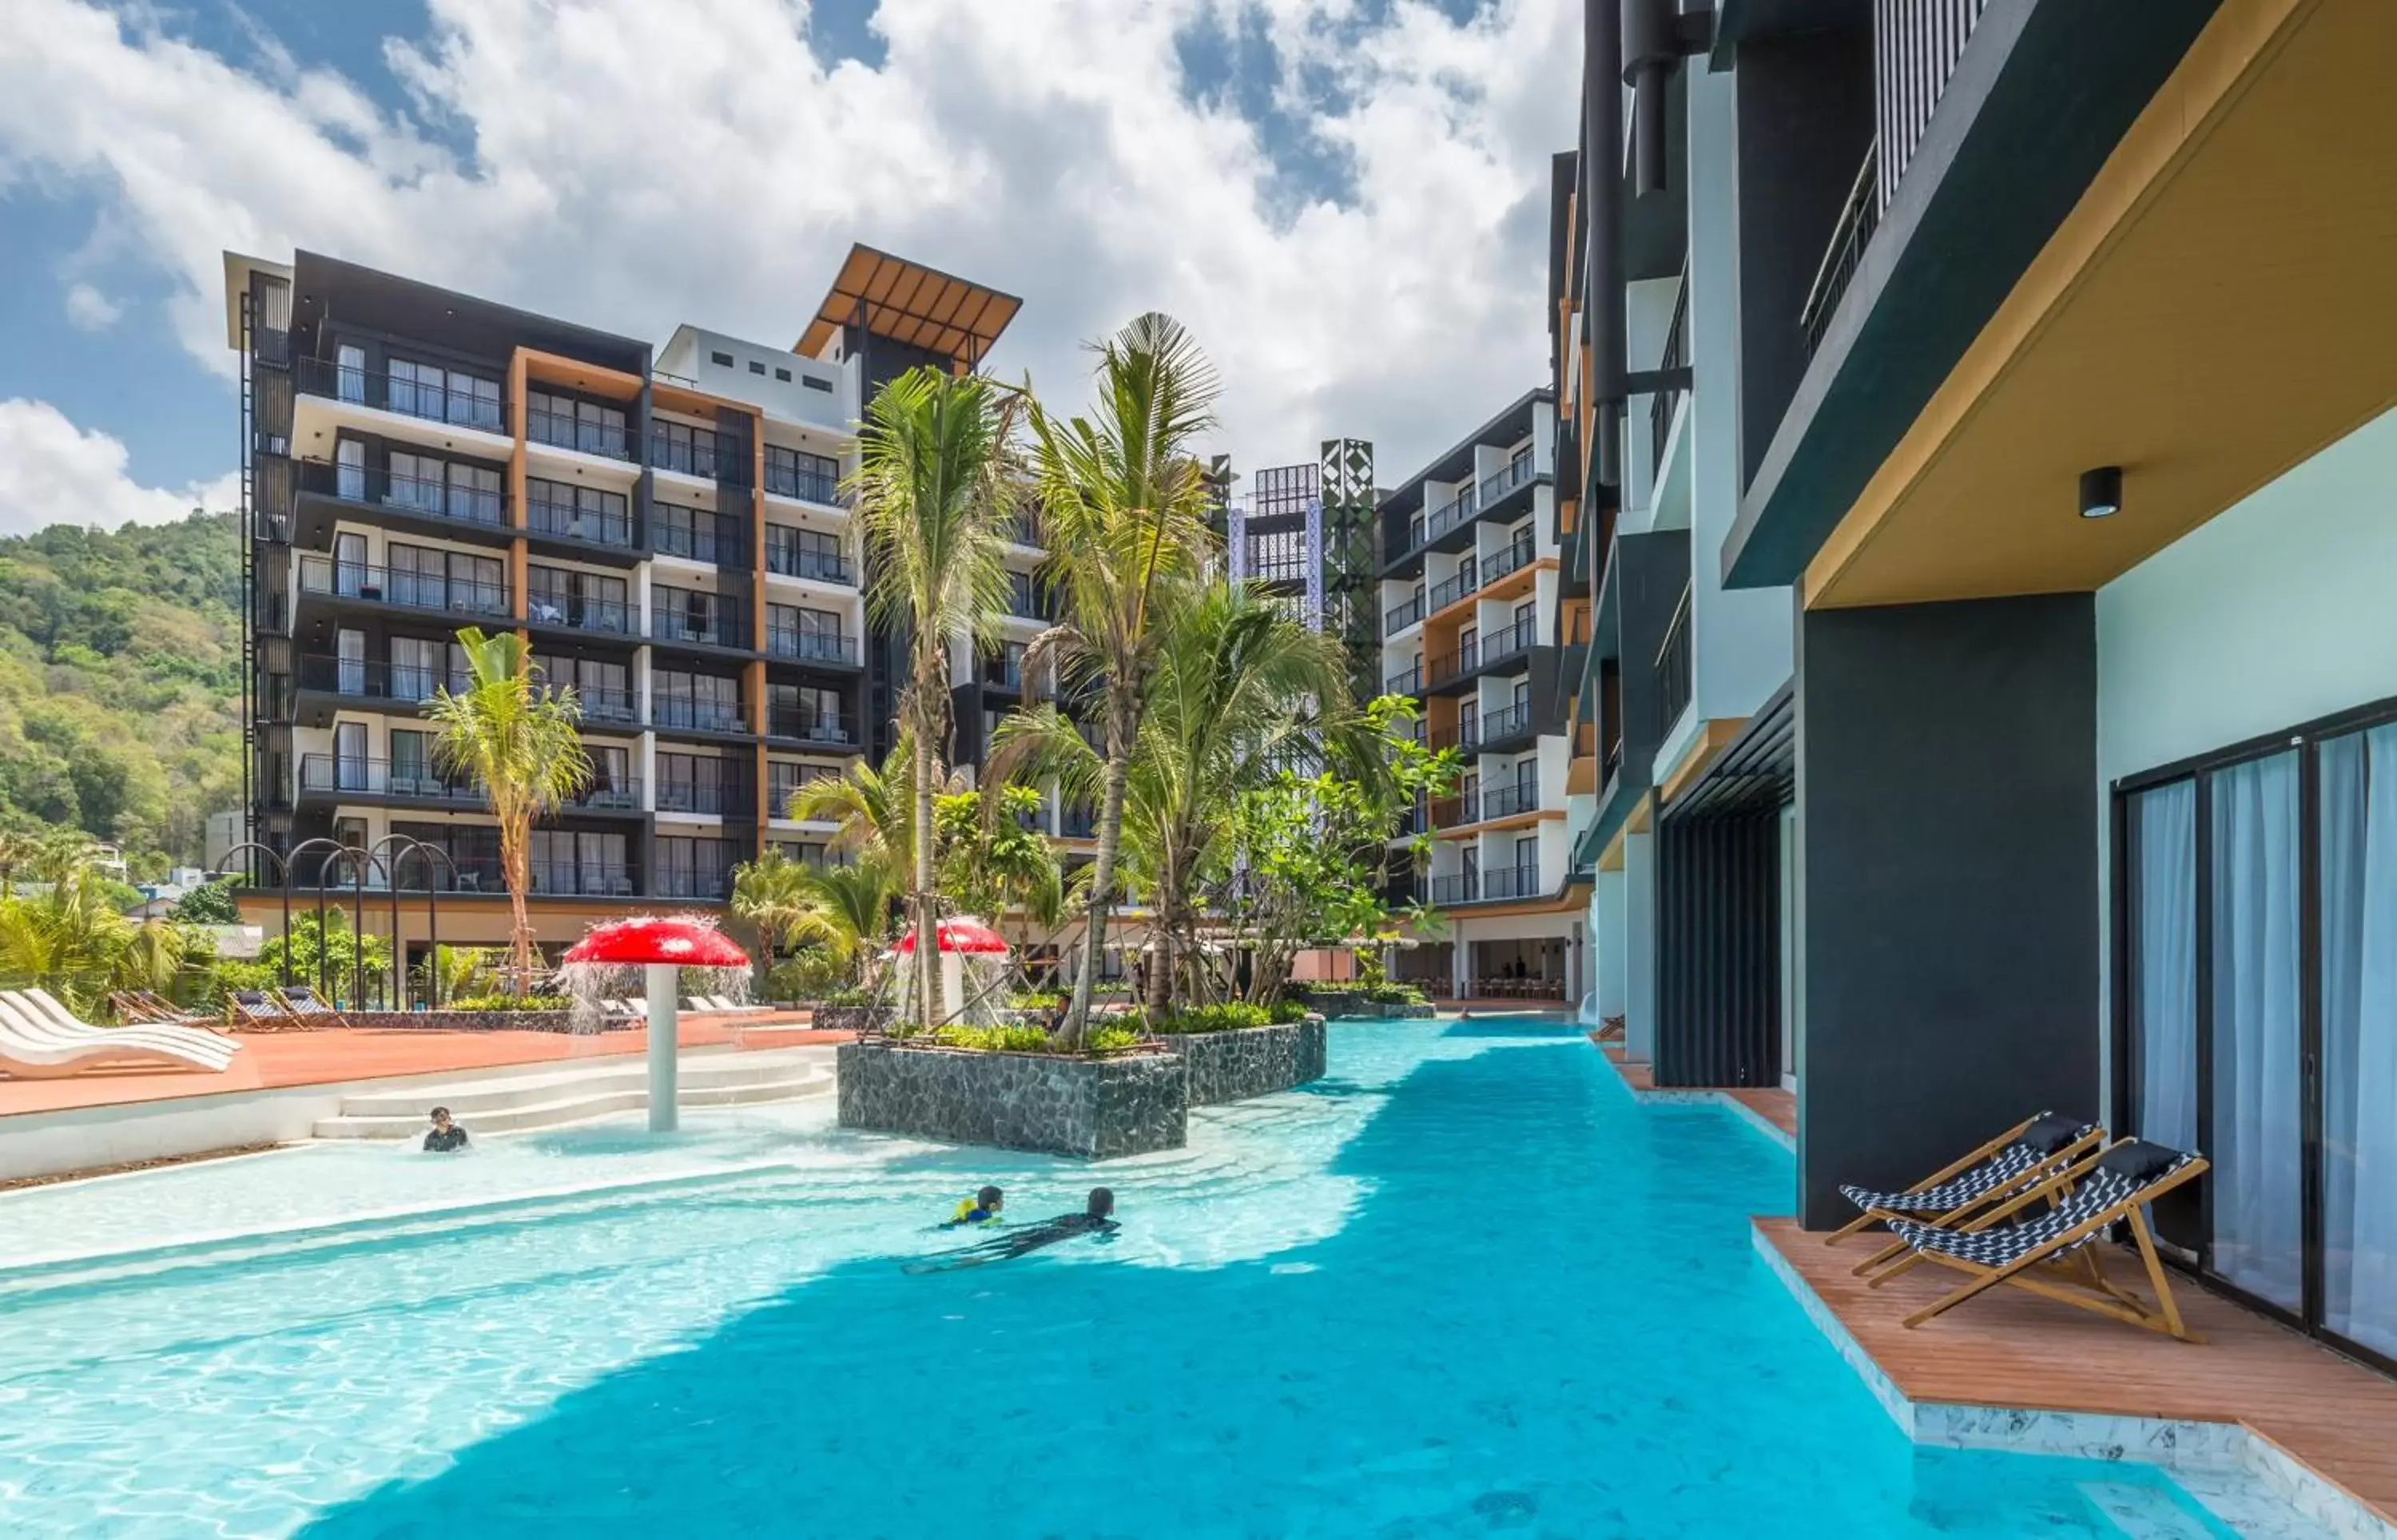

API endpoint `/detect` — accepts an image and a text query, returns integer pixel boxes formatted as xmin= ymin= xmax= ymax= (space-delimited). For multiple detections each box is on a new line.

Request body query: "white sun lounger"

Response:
xmin=9 ymin=990 xmax=240 ymax=1067
xmin=0 ymin=994 xmax=237 ymax=1078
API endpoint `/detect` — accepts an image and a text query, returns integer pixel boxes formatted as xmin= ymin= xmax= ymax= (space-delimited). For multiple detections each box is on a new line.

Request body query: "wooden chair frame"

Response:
xmin=1889 ymin=1145 xmax=2212 ymax=1341
xmin=1839 ymin=1124 xmax=2109 ymax=1281
xmin=271 ymin=987 xmax=350 ymax=1030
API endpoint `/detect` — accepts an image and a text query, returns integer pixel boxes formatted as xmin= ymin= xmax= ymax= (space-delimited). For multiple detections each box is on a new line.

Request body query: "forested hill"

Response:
xmin=0 ymin=512 xmax=244 ymax=875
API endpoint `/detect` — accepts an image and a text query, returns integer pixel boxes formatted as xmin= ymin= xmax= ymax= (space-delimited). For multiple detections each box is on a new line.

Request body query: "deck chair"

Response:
xmin=0 ymin=991 xmax=237 ymax=1075
xmin=272 ymin=986 xmax=349 ymax=1029
xmin=109 ymin=990 xmax=205 ymax=1027
xmin=1828 ymin=1111 xmax=2106 ymax=1275
xmin=1880 ymin=1138 xmax=2209 ymax=1340
xmin=226 ymin=990 xmax=298 ymax=1031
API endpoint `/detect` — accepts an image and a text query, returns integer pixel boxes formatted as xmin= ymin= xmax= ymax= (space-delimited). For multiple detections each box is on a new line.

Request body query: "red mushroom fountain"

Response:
xmin=897 ymin=916 xmax=1010 ymax=1028
xmin=559 ymin=915 xmax=749 ymax=1132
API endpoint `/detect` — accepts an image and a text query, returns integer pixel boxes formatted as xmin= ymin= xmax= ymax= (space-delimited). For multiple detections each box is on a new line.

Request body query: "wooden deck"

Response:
xmin=1758 ymin=1217 xmax=2397 ymax=1526
xmin=1595 ymin=1037 xmax=1798 ymax=1137
xmin=0 ymin=1012 xmax=844 ymax=1120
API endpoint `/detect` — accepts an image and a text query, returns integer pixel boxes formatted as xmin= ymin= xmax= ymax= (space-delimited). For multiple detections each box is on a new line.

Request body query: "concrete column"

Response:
xmin=1622 ymin=829 xmax=1657 ymax=1061
xmin=646 ymin=962 xmax=678 ymax=1133
xmin=1593 ymin=871 xmax=1628 ymax=1021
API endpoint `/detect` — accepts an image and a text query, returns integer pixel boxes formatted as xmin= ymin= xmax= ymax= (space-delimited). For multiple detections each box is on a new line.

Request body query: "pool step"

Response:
xmin=310 ymin=1051 xmax=834 ymax=1139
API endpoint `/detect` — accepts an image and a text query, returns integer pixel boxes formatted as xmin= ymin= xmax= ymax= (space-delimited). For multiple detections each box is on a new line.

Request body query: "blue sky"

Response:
xmin=0 ymin=0 xmax=1572 ymax=535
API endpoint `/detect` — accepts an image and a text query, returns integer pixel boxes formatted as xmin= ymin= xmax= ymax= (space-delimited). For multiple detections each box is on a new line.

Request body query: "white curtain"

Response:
xmin=2135 ymin=782 xmax=2198 ymax=1149
xmin=2210 ymin=751 xmax=2304 ymax=1312
xmin=2319 ymin=726 xmax=2397 ymax=1359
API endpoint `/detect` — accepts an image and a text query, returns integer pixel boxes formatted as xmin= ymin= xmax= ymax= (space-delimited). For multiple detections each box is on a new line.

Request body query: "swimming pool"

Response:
xmin=0 ymin=1019 xmax=2252 ymax=1536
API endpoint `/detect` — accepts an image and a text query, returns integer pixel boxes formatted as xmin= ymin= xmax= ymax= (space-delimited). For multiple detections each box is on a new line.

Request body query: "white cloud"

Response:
xmin=62 ymin=281 xmax=121 ymax=330
xmin=0 ymin=0 xmax=1576 ymax=482
xmin=0 ymin=399 xmax=240 ymax=538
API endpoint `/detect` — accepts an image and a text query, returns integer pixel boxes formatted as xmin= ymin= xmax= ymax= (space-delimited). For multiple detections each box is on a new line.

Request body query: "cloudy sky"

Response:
xmin=0 ymin=0 xmax=1575 ymax=539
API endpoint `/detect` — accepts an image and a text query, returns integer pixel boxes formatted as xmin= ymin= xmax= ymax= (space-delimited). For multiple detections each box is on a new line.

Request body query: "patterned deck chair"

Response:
xmin=1829 ymin=1111 xmax=2105 ymax=1277
xmin=225 ymin=990 xmax=296 ymax=1031
xmin=273 ymin=986 xmax=349 ymax=1029
xmin=1881 ymin=1138 xmax=2209 ymax=1340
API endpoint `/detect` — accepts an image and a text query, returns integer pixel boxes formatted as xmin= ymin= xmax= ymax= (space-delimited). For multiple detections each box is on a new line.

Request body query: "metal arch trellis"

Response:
xmin=366 ymin=833 xmax=456 ymax=1010
xmin=286 ymin=837 xmax=372 ymax=1006
xmin=217 ymin=835 xmax=460 ymax=1010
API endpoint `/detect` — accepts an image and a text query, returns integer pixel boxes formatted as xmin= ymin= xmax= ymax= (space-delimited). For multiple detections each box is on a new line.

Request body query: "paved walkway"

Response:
xmin=0 ymin=1012 xmax=847 ymax=1120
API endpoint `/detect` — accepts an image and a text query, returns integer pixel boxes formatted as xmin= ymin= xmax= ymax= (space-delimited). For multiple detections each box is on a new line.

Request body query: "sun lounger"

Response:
xmin=12 ymin=990 xmax=238 ymax=1065
xmin=0 ymin=992 xmax=237 ymax=1077
xmin=226 ymin=990 xmax=300 ymax=1031
xmin=272 ymin=986 xmax=349 ymax=1029
xmin=1828 ymin=1111 xmax=2105 ymax=1276
xmin=108 ymin=990 xmax=213 ymax=1028
xmin=1878 ymin=1138 xmax=2208 ymax=1340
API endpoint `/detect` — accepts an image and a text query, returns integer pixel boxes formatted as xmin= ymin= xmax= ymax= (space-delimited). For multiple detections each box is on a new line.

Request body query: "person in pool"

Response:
xmin=423 ymin=1106 xmax=469 ymax=1153
xmin=905 ymin=1189 xmax=1119 ymax=1274
xmin=946 ymin=1185 xmax=1005 ymax=1227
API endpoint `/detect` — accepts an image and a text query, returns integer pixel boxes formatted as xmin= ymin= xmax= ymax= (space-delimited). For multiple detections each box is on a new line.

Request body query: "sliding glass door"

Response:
xmin=2118 ymin=708 xmax=2397 ymax=1371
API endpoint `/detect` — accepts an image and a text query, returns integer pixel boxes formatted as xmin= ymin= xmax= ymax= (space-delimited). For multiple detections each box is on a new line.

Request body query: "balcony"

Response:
xmin=529 ymin=860 xmax=636 ymax=898
xmin=1477 ymin=702 xmax=1532 ymax=746
xmin=1480 ymin=863 xmax=1541 ymax=902
xmin=765 ymin=541 xmax=856 ymax=585
xmin=654 ymin=865 xmax=737 ymax=900
xmin=1005 ymin=576 xmax=1053 ymax=621
xmin=1429 ymin=871 xmax=1477 ymax=905
xmin=1479 ymin=780 xmax=1540 ymax=820
xmin=764 ymin=458 xmax=841 ymax=506
xmin=575 ymin=685 xmax=640 ymax=726
xmin=654 ymin=777 xmax=749 ymax=816
xmin=1060 ymin=804 xmax=1097 ymax=839
xmin=1656 ymin=585 xmax=1693 ymax=740
xmin=1426 ymin=562 xmax=1478 ymax=615
xmin=1479 ymin=449 xmax=1537 ymax=507
xmin=766 ymin=626 xmax=859 ymax=666
xmin=1011 ymin=512 xmax=1045 ymax=548
xmin=650 ymin=588 xmax=747 ymax=650
xmin=1651 ymin=272 xmax=1691 ymax=479
xmin=1429 ymin=789 xmax=1480 ymax=830
xmin=981 ymin=658 xmax=1028 ymax=693
xmin=768 ymin=707 xmax=857 ymax=748
xmin=295 ymin=359 xmax=506 ymax=435
xmin=564 ymin=779 xmax=645 ymax=813
xmin=1425 ymin=485 xmax=1478 ymax=546
xmin=525 ymin=489 xmax=635 ymax=550
xmin=527 ymin=407 xmax=634 ymax=462
xmin=650 ymin=423 xmax=735 ymax=480
xmin=298 ymin=756 xmax=482 ymax=804
xmin=297 ymin=656 xmax=468 ymax=702
xmin=1384 ymin=594 xmax=1425 ymax=636
xmin=527 ymin=591 xmax=635 ymax=637
xmin=298 ymin=558 xmax=511 ymax=620
xmin=652 ymin=508 xmax=744 ymax=566
xmin=298 ymin=459 xmax=505 ymax=530
xmin=651 ymin=694 xmax=747 ymax=734
xmin=1384 ymin=663 xmax=1423 ymax=697
xmin=1481 ymin=532 xmax=1536 ymax=588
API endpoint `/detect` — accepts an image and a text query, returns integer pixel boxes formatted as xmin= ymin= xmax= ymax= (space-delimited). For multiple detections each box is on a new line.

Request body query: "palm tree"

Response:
xmin=0 ymin=825 xmax=34 ymax=898
xmin=729 ymin=848 xmax=843 ymax=981
xmin=427 ymin=627 xmax=590 ymax=990
xmin=850 ymin=367 xmax=1021 ymax=1030
xmin=997 ymin=583 xmax=1348 ymax=1010
xmin=785 ymin=733 xmax=927 ymax=873
xmin=1024 ymin=313 xmax=1222 ymax=1043
xmin=800 ymin=853 xmax=902 ymax=985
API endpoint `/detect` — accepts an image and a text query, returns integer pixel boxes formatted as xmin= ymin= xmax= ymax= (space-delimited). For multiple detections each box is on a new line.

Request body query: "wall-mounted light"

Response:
xmin=2079 ymin=466 xmax=2123 ymax=520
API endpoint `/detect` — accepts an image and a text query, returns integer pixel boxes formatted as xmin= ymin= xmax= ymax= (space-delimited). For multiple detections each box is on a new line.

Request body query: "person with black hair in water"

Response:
xmin=905 ymin=1189 xmax=1119 ymax=1273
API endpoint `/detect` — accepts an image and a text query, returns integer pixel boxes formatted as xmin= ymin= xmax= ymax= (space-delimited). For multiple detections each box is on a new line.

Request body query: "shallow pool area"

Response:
xmin=0 ymin=1020 xmax=2263 ymax=1536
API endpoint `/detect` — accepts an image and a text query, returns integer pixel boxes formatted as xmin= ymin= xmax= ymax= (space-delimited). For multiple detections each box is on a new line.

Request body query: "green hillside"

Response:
xmin=0 ymin=511 xmax=244 ymax=876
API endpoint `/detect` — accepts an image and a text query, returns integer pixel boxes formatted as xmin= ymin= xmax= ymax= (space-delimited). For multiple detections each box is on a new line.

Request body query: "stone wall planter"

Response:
xmin=332 ymin=1009 xmax=597 ymax=1034
xmin=837 ymin=1042 xmax=1187 ymax=1158
xmin=1294 ymin=994 xmax=1437 ymax=1020
xmin=1155 ymin=1020 xmax=1327 ymax=1105
xmin=811 ymin=1003 xmax=896 ymax=1034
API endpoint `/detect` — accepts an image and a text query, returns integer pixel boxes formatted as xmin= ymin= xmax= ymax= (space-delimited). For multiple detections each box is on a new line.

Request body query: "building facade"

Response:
xmin=1375 ymin=390 xmax=1592 ymax=1001
xmin=224 ymin=244 xmax=1030 ymax=969
xmin=1560 ymin=0 xmax=2397 ymax=1372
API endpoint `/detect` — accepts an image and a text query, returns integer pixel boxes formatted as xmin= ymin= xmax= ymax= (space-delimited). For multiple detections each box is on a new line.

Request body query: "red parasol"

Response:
xmin=562 ymin=915 xmax=750 ymax=969
xmin=896 ymin=918 xmax=1010 ymax=956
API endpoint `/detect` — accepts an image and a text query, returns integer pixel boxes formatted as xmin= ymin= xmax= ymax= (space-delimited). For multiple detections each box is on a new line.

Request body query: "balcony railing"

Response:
xmin=650 ymin=589 xmax=747 ymax=649
xmin=655 ymin=777 xmax=749 ymax=816
xmin=300 ymin=460 xmax=505 ymax=529
xmin=982 ymin=659 xmax=1027 ymax=692
xmin=1425 ymin=485 xmax=1479 ymax=544
xmin=295 ymin=359 xmax=506 ymax=434
xmin=527 ymin=592 xmax=634 ymax=636
xmin=1480 ymin=863 xmax=1540 ymax=902
xmin=530 ymin=861 xmax=636 ymax=898
xmin=1426 ymin=561 xmax=1479 ymax=615
xmin=1384 ymin=664 xmax=1423 ymax=697
xmin=1060 ymin=805 xmax=1097 ymax=839
xmin=576 ymin=685 xmax=640 ymax=725
xmin=1429 ymin=871 xmax=1478 ymax=906
xmin=297 ymin=656 xmax=468 ymax=701
xmin=527 ymin=407 xmax=634 ymax=462
xmin=654 ymin=865 xmax=737 ymax=900
xmin=1603 ymin=732 xmax=1625 ymax=788
xmin=768 ymin=708 xmax=857 ymax=747
xmin=1480 ymin=780 xmax=1539 ymax=820
xmin=765 ymin=542 xmax=855 ymax=585
xmin=565 ymin=779 xmax=645 ymax=812
xmin=298 ymin=558 xmax=511 ymax=619
xmin=1478 ymin=448 xmax=1537 ymax=505
xmin=1799 ymin=141 xmax=1882 ymax=359
xmin=1384 ymin=594 xmax=1425 ymax=635
xmin=1477 ymin=703 xmax=1531 ymax=744
xmin=651 ymin=694 xmax=747 ymax=733
xmin=764 ymin=459 xmax=841 ymax=505
xmin=1011 ymin=513 xmax=1045 ymax=548
xmin=650 ymin=423 xmax=733 ymax=479
xmin=766 ymin=627 xmax=859 ymax=666
xmin=1482 ymin=532 xmax=1536 ymax=587
xmin=1430 ymin=789 xmax=1480 ymax=829
xmin=525 ymin=490 xmax=635 ymax=549
xmin=1656 ymin=584 xmax=1693 ymax=738
xmin=652 ymin=509 xmax=743 ymax=565
xmin=298 ymin=756 xmax=482 ymax=803
xmin=1652 ymin=272 xmax=1691 ymax=478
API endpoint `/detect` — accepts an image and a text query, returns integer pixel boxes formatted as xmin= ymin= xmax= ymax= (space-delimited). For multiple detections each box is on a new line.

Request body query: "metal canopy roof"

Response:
xmin=1661 ymin=678 xmax=1795 ymax=822
xmin=795 ymin=244 xmax=1022 ymax=367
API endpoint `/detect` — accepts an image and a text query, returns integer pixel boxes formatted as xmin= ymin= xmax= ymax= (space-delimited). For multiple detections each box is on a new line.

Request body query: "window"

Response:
xmin=650 ymin=419 xmax=719 ymax=478
xmin=774 ymin=367 xmax=792 ymax=383
xmin=770 ymin=683 xmax=845 ymax=743
xmin=391 ymin=636 xmax=439 ymax=701
xmin=765 ymin=521 xmax=849 ymax=580
xmin=336 ymin=629 xmax=366 ymax=696
xmin=389 ymin=728 xmax=439 ymax=794
xmin=653 ymin=503 xmax=720 ymax=563
xmin=765 ymin=445 xmax=841 ymax=505
xmin=710 ymin=351 xmax=733 ymax=367
xmin=656 ymin=835 xmax=738 ymax=898
xmin=527 ymin=478 xmax=630 ymax=544
xmin=392 ymin=359 xmax=501 ymax=431
xmin=656 ymin=669 xmax=741 ymax=732
xmin=803 ymin=374 xmax=833 ymax=393
xmin=336 ymin=437 xmax=366 ymax=500
xmin=387 ymin=542 xmax=504 ymax=613
xmin=527 ymin=390 xmax=627 ymax=458
xmin=527 ymin=566 xmax=628 ymax=632
xmin=535 ymin=654 xmax=631 ymax=720
xmin=749 ymin=360 xmax=766 ymax=375
xmin=531 ymin=828 xmax=629 ymax=895
xmin=658 ymin=752 xmax=739 ymax=815
xmin=336 ymin=344 xmax=366 ymax=403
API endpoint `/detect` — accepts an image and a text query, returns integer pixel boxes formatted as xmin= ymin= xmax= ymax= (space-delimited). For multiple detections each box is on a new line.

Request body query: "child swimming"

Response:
xmin=944 ymin=1185 xmax=1005 ymax=1227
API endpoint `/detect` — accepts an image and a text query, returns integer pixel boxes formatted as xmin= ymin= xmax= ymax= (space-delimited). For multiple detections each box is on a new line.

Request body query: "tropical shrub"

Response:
xmin=169 ymin=878 xmax=243 ymax=926
xmin=932 ymin=1022 xmax=1055 ymax=1053
xmin=1083 ymin=1023 xmax=1144 ymax=1053
xmin=446 ymin=992 xmax=573 ymax=1013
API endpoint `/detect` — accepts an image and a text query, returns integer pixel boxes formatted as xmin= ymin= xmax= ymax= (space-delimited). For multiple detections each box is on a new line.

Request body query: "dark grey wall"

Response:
xmin=1794 ymin=593 xmax=2100 ymax=1228
xmin=1616 ymin=530 xmax=1693 ymax=768
xmin=1733 ymin=28 xmax=1875 ymax=490
xmin=1656 ymin=807 xmax=1781 ymax=1087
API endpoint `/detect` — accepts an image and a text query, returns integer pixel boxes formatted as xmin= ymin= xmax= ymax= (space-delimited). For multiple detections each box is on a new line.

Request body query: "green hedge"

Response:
xmin=1294 ymin=981 xmax=1427 ymax=1006
xmin=444 ymin=993 xmax=574 ymax=1012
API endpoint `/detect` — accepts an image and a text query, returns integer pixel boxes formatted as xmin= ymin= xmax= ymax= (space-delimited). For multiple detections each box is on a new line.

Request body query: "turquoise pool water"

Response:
xmin=0 ymin=1019 xmax=2244 ymax=1537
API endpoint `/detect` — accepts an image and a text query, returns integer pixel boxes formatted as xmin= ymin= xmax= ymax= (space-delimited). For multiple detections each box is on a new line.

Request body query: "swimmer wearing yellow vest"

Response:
xmin=945 ymin=1185 xmax=1005 ymax=1227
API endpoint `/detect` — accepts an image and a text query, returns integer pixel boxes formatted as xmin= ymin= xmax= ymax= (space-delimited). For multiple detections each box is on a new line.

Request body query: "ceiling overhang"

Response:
xmin=795 ymin=244 xmax=1021 ymax=367
xmin=1805 ymin=0 xmax=2397 ymax=609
